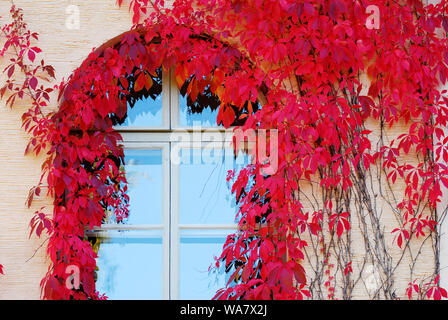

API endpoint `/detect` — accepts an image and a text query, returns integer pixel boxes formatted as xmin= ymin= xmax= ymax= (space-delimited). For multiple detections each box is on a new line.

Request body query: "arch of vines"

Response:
xmin=2 ymin=0 xmax=448 ymax=300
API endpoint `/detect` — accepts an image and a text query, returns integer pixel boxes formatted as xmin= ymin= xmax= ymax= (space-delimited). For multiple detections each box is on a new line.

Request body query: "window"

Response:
xmin=87 ymin=71 xmax=247 ymax=299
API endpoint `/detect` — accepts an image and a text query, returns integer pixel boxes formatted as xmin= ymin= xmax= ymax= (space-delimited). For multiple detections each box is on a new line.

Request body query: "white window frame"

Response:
xmin=88 ymin=71 xmax=241 ymax=299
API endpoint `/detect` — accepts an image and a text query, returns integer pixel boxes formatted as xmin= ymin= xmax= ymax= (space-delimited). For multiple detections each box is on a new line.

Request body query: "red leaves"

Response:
xmin=26 ymin=185 xmax=41 ymax=208
xmin=252 ymin=283 xmax=272 ymax=300
xmin=406 ymin=280 xmax=420 ymax=300
xmin=0 ymin=264 xmax=4 ymax=275
xmin=259 ymin=239 xmax=274 ymax=261
xmin=292 ymin=263 xmax=306 ymax=285
xmin=307 ymin=210 xmax=323 ymax=235
xmin=94 ymin=96 xmax=113 ymax=118
xmin=329 ymin=212 xmax=350 ymax=238
xmin=344 ymin=262 xmax=352 ymax=276
xmin=278 ymin=266 xmax=293 ymax=289
xmin=407 ymin=276 xmax=448 ymax=300
xmin=423 ymin=276 xmax=448 ymax=300
xmin=392 ymin=228 xmax=410 ymax=249
xmin=426 ymin=286 xmax=448 ymax=300
xmin=240 ymin=259 xmax=253 ymax=283
xmin=2 ymin=0 xmax=448 ymax=301
xmin=43 ymin=274 xmax=67 ymax=300
xmin=328 ymin=0 xmax=347 ymax=21
xmin=29 ymin=76 xmax=38 ymax=90
xmin=28 ymin=49 xmax=36 ymax=62
xmin=264 ymin=261 xmax=306 ymax=291
xmin=7 ymin=65 xmax=14 ymax=78
xmin=133 ymin=70 xmax=154 ymax=93
xmin=217 ymin=104 xmax=235 ymax=128
xmin=175 ymin=64 xmax=189 ymax=88
xmin=134 ymin=72 xmax=146 ymax=92
xmin=29 ymin=210 xmax=53 ymax=238
xmin=358 ymin=96 xmax=375 ymax=117
xmin=105 ymin=47 xmax=123 ymax=77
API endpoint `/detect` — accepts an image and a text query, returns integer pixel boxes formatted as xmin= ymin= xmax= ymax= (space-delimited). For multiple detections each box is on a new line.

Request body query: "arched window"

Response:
xmin=87 ymin=70 xmax=247 ymax=299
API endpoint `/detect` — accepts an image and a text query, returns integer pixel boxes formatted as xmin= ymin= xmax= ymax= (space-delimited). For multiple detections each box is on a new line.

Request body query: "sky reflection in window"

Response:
xmin=122 ymin=95 xmax=163 ymax=127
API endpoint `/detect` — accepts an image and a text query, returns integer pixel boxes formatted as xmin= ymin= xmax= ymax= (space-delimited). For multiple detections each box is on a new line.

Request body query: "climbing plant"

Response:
xmin=0 ymin=4 xmax=56 ymax=283
xmin=2 ymin=0 xmax=448 ymax=299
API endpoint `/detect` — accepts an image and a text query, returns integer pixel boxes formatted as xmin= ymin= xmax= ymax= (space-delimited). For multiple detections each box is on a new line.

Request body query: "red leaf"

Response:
xmin=144 ymin=73 xmax=153 ymax=90
xmin=292 ymin=263 xmax=306 ymax=284
xmin=241 ymin=260 xmax=253 ymax=282
xmin=29 ymin=77 xmax=38 ymax=90
xmin=134 ymin=72 xmax=146 ymax=92
xmin=397 ymin=233 xmax=403 ymax=249
xmin=28 ymin=49 xmax=36 ymax=62
xmin=434 ymin=288 xmax=442 ymax=300
xmin=279 ymin=267 xmax=293 ymax=288
xmin=218 ymin=104 xmax=235 ymax=128
xmin=344 ymin=262 xmax=353 ymax=276
xmin=7 ymin=65 xmax=14 ymax=78
xmin=337 ymin=221 xmax=343 ymax=237
xmin=31 ymin=47 xmax=42 ymax=53
xmin=427 ymin=287 xmax=434 ymax=299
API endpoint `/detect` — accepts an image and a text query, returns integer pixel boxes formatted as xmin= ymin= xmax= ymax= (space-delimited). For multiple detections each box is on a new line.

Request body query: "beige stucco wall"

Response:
xmin=0 ymin=0 xmax=444 ymax=299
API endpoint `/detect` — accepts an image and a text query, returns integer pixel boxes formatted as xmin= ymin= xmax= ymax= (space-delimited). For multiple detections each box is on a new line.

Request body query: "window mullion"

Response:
xmin=168 ymin=69 xmax=178 ymax=300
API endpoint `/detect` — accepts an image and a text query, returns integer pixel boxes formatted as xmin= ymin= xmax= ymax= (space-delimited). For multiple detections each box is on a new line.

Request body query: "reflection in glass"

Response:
xmin=95 ymin=231 xmax=163 ymax=299
xmin=121 ymin=149 xmax=163 ymax=225
xmin=179 ymin=233 xmax=227 ymax=299
xmin=122 ymin=95 xmax=163 ymax=127
xmin=179 ymin=94 xmax=219 ymax=127
xmin=179 ymin=148 xmax=247 ymax=224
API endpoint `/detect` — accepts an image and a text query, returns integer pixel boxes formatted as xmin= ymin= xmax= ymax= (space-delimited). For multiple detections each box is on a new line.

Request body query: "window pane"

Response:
xmin=179 ymin=94 xmax=219 ymax=127
xmin=179 ymin=231 xmax=229 ymax=299
xmin=95 ymin=230 xmax=163 ymax=299
xmin=122 ymin=149 xmax=163 ymax=225
xmin=179 ymin=148 xmax=247 ymax=224
xmin=122 ymin=95 xmax=163 ymax=127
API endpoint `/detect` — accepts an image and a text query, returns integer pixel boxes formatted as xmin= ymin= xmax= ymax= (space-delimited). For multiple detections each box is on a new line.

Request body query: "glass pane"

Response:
xmin=95 ymin=230 xmax=163 ymax=299
xmin=179 ymin=94 xmax=219 ymax=127
xmin=120 ymin=149 xmax=163 ymax=225
xmin=179 ymin=231 xmax=229 ymax=299
xmin=122 ymin=95 xmax=163 ymax=127
xmin=179 ymin=148 xmax=248 ymax=224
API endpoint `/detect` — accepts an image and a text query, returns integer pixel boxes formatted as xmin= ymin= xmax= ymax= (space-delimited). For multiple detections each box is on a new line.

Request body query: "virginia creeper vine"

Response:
xmin=2 ymin=0 xmax=448 ymax=300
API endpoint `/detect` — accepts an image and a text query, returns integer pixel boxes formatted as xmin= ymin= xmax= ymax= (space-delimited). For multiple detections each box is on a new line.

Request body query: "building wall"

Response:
xmin=0 ymin=0 xmax=444 ymax=299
